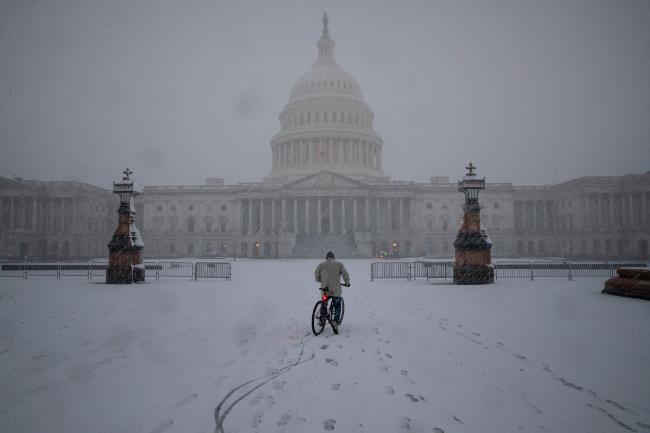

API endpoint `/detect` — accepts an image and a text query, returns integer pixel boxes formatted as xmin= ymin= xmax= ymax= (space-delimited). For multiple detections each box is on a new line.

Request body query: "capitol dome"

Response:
xmin=266 ymin=14 xmax=388 ymax=183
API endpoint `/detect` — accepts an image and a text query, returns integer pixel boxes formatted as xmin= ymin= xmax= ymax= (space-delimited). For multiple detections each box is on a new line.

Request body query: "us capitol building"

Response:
xmin=1 ymin=16 xmax=649 ymax=260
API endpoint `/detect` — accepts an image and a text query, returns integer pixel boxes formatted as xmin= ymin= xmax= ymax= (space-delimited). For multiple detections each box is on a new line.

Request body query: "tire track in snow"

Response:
xmin=213 ymin=332 xmax=315 ymax=433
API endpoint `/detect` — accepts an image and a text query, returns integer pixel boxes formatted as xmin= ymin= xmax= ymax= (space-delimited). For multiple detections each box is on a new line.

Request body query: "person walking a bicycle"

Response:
xmin=315 ymin=251 xmax=350 ymax=332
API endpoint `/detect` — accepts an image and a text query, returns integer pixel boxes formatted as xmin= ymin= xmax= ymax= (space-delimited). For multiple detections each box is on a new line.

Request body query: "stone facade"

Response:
xmin=0 ymin=176 xmax=115 ymax=260
xmin=0 ymin=17 xmax=648 ymax=260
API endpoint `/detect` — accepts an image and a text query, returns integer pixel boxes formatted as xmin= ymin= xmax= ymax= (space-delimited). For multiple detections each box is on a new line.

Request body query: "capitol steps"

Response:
xmin=291 ymin=233 xmax=359 ymax=258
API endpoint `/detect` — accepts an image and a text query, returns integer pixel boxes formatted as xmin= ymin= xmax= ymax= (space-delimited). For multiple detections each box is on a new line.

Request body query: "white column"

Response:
xmin=365 ymin=198 xmax=370 ymax=231
xmin=260 ymin=199 xmax=264 ymax=233
xmin=353 ymin=198 xmax=358 ymax=231
xmin=643 ymin=192 xmax=647 ymax=226
xmin=399 ymin=198 xmax=404 ymax=230
xmin=317 ymin=199 xmax=322 ymax=234
xmin=329 ymin=198 xmax=333 ymax=233
xmin=293 ymin=199 xmax=298 ymax=232
xmin=376 ymin=198 xmax=380 ymax=231
xmin=281 ymin=199 xmax=286 ymax=230
xmin=305 ymin=198 xmax=310 ymax=234
xmin=341 ymin=198 xmax=346 ymax=234
xmin=608 ymin=194 xmax=614 ymax=230
xmin=247 ymin=199 xmax=252 ymax=234
xmin=271 ymin=200 xmax=276 ymax=233
xmin=388 ymin=199 xmax=392 ymax=232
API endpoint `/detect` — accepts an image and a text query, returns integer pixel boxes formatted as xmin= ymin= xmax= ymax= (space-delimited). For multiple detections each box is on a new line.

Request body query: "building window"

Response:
xmin=188 ymin=204 xmax=194 ymax=211
xmin=188 ymin=216 xmax=195 ymax=233
xmin=441 ymin=203 xmax=448 ymax=209
xmin=206 ymin=221 xmax=212 ymax=232
xmin=443 ymin=220 xmax=448 ymax=231
xmin=170 ymin=204 xmax=176 ymax=211
xmin=220 ymin=221 xmax=227 ymax=232
xmin=426 ymin=203 xmax=433 ymax=209
xmin=221 ymin=204 xmax=227 ymax=211
xmin=494 ymin=202 xmax=500 ymax=209
xmin=427 ymin=220 xmax=433 ymax=232
xmin=156 ymin=204 xmax=162 ymax=211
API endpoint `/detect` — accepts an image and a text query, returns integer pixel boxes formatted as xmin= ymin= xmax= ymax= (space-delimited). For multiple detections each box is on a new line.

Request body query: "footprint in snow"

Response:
xmin=251 ymin=411 xmax=263 ymax=428
xmin=324 ymin=418 xmax=336 ymax=430
xmin=405 ymin=393 xmax=418 ymax=402
xmin=385 ymin=385 xmax=395 ymax=395
xmin=400 ymin=369 xmax=408 ymax=376
xmin=400 ymin=416 xmax=411 ymax=430
xmin=433 ymin=428 xmax=445 ymax=433
xmin=326 ymin=358 xmax=338 ymax=366
xmin=385 ymin=353 xmax=393 ymax=359
xmin=277 ymin=414 xmax=292 ymax=426
xmin=471 ymin=332 xmax=481 ymax=337
xmin=331 ymin=383 xmax=341 ymax=391
xmin=320 ymin=344 xmax=329 ymax=350
xmin=272 ymin=380 xmax=286 ymax=391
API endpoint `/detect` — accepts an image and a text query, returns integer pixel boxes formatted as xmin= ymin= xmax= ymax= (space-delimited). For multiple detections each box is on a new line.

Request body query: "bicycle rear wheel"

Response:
xmin=327 ymin=297 xmax=345 ymax=325
xmin=311 ymin=301 xmax=326 ymax=335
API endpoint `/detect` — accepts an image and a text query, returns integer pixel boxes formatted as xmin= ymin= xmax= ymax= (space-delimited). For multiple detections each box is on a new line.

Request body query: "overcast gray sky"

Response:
xmin=1 ymin=0 xmax=649 ymax=188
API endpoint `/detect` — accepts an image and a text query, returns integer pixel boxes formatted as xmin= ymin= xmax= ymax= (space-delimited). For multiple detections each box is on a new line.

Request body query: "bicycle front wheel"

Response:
xmin=338 ymin=298 xmax=345 ymax=325
xmin=311 ymin=301 xmax=326 ymax=335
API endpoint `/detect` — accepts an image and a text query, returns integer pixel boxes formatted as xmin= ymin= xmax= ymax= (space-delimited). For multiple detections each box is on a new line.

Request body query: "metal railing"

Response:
xmin=370 ymin=261 xmax=411 ymax=281
xmin=195 ymin=262 xmax=232 ymax=280
xmin=371 ymin=259 xmax=649 ymax=281
xmin=0 ymin=260 xmax=232 ymax=281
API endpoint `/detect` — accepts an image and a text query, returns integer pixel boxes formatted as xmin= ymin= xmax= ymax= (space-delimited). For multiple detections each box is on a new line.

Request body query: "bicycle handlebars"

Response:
xmin=321 ymin=283 xmax=351 ymax=292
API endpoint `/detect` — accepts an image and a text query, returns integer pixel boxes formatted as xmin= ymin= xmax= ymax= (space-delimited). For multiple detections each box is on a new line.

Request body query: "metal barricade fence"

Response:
xmin=0 ymin=262 xmax=28 ymax=278
xmin=144 ymin=262 xmax=162 ymax=280
xmin=195 ymin=261 xmax=232 ymax=280
xmin=58 ymin=262 xmax=93 ymax=278
xmin=371 ymin=262 xmax=411 ymax=281
xmin=158 ymin=262 xmax=194 ymax=279
xmin=493 ymin=261 xmax=533 ymax=279
xmin=23 ymin=262 xmax=60 ymax=278
xmin=89 ymin=262 xmax=108 ymax=278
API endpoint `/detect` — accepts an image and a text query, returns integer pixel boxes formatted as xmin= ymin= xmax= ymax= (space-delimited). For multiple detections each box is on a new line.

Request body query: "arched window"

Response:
xmin=188 ymin=216 xmax=195 ymax=233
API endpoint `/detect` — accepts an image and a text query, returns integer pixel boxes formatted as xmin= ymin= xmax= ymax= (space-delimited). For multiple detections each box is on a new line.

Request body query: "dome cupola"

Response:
xmin=266 ymin=14 xmax=388 ymax=183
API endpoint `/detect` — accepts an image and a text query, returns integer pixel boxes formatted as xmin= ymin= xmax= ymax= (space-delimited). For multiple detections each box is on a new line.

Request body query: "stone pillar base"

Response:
xmin=602 ymin=268 xmax=650 ymax=300
xmin=106 ymin=265 xmax=134 ymax=284
xmin=453 ymin=264 xmax=494 ymax=285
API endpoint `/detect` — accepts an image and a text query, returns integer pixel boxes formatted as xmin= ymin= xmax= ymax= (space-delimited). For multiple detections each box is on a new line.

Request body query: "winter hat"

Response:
xmin=326 ymin=251 xmax=335 ymax=260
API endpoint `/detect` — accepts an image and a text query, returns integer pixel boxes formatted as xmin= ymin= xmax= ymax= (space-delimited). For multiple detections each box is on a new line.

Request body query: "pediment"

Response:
xmin=284 ymin=171 xmax=364 ymax=190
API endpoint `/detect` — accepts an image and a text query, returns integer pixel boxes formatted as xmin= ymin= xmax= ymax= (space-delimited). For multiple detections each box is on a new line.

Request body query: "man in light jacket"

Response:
xmin=315 ymin=251 xmax=350 ymax=332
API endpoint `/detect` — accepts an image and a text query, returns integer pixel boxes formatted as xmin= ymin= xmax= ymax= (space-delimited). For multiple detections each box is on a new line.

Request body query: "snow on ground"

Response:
xmin=1 ymin=259 xmax=649 ymax=433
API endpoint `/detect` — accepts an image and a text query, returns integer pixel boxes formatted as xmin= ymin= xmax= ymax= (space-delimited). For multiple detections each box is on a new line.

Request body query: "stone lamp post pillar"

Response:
xmin=453 ymin=162 xmax=494 ymax=284
xmin=106 ymin=167 xmax=145 ymax=283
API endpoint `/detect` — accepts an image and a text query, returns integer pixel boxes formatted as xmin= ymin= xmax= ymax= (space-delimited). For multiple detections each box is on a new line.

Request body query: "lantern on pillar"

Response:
xmin=106 ymin=167 xmax=145 ymax=283
xmin=453 ymin=162 xmax=494 ymax=284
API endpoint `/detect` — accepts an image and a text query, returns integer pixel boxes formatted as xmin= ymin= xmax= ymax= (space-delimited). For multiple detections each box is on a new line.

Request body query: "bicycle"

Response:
xmin=311 ymin=284 xmax=348 ymax=336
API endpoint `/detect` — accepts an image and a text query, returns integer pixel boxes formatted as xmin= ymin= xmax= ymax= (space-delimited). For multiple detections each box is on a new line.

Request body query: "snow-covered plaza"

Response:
xmin=1 ymin=259 xmax=649 ymax=433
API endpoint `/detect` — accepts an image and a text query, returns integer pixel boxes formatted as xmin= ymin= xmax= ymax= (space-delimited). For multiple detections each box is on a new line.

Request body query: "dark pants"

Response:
xmin=329 ymin=296 xmax=343 ymax=323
